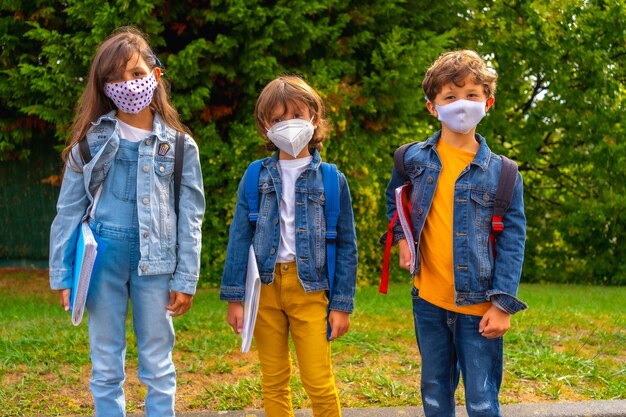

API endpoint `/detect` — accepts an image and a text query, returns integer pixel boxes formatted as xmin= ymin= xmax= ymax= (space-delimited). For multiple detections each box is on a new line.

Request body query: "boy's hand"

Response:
xmin=328 ymin=310 xmax=350 ymax=341
xmin=398 ymin=239 xmax=412 ymax=270
xmin=479 ymin=304 xmax=511 ymax=338
xmin=227 ymin=302 xmax=244 ymax=334
xmin=166 ymin=291 xmax=193 ymax=317
xmin=58 ymin=289 xmax=70 ymax=311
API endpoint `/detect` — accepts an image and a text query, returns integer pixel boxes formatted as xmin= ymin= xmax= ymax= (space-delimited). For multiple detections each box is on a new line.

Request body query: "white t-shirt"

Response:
xmin=116 ymin=117 xmax=152 ymax=142
xmin=276 ymin=156 xmax=313 ymax=263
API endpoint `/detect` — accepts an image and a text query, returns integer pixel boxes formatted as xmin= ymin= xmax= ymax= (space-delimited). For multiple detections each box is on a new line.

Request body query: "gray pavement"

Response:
xmin=126 ymin=400 xmax=626 ymax=417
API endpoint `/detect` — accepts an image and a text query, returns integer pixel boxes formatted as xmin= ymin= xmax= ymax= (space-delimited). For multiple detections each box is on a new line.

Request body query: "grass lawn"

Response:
xmin=0 ymin=269 xmax=624 ymax=417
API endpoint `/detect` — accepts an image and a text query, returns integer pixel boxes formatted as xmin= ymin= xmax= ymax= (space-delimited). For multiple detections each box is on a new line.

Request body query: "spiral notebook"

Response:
xmin=70 ymin=221 xmax=105 ymax=326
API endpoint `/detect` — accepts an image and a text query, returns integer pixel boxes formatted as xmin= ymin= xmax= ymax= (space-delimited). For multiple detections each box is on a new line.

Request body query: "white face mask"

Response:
xmin=266 ymin=117 xmax=315 ymax=157
xmin=435 ymin=99 xmax=487 ymax=134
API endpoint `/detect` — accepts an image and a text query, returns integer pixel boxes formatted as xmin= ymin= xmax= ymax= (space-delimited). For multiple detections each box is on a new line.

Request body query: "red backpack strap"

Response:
xmin=490 ymin=155 xmax=518 ymax=258
xmin=380 ymin=143 xmax=417 ymax=294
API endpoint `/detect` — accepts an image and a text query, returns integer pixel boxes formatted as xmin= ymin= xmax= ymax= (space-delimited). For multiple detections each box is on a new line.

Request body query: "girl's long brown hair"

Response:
xmin=63 ymin=26 xmax=189 ymax=168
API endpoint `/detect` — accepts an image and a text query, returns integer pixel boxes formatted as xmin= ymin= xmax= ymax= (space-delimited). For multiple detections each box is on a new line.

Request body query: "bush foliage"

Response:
xmin=1 ymin=0 xmax=625 ymax=285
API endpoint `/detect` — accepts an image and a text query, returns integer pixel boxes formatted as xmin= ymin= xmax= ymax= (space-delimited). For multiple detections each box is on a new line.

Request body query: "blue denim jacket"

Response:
xmin=220 ymin=150 xmax=358 ymax=313
xmin=49 ymin=111 xmax=205 ymax=294
xmin=385 ymin=131 xmax=527 ymax=314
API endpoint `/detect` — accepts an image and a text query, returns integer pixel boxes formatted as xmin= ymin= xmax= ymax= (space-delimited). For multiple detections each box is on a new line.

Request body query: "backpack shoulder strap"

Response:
xmin=393 ymin=142 xmax=416 ymax=182
xmin=492 ymin=155 xmax=518 ymax=234
xmin=321 ymin=162 xmax=340 ymax=341
xmin=244 ymin=159 xmax=265 ymax=224
xmin=174 ymin=131 xmax=185 ymax=218
xmin=321 ymin=162 xmax=340 ymax=239
xmin=78 ymin=137 xmax=92 ymax=165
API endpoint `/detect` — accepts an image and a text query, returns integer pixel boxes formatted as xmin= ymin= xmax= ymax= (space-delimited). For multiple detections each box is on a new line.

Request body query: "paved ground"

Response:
xmin=125 ymin=400 xmax=626 ymax=417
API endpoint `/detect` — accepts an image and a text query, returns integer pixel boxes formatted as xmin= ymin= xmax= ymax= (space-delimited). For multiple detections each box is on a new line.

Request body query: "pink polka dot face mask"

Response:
xmin=104 ymin=71 xmax=158 ymax=114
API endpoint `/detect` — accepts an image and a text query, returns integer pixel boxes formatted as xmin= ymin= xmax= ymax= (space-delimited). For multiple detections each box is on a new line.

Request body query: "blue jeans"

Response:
xmin=412 ymin=288 xmax=503 ymax=417
xmin=86 ymin=222 xmax=176 ymax=417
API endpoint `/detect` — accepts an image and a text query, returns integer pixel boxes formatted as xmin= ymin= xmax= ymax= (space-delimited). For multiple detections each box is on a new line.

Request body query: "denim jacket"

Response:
xmin=384 ymin=131 xmax=527 ymax=314
xmin=49 ymin=111 xmax=205 ymax=295
xmin=220 ymin=150 xmax=358 ymax=313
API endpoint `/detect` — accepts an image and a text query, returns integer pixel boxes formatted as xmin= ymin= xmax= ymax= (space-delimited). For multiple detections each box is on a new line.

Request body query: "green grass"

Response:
xmin=0 ymin=270 xmax=624 ymax=416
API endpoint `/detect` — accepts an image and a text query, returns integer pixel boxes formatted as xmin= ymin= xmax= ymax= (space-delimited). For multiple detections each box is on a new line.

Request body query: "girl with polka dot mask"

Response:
xmin=49 ymin=27 xmax=205 ymax=417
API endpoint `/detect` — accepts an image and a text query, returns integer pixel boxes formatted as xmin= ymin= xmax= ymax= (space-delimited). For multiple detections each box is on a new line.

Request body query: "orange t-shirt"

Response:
xmin=414 ymin=139 xmax=491 ymax=316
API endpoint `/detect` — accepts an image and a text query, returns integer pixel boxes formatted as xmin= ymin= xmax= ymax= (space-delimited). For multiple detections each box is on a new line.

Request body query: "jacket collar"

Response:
xmin=263 ymin=148 xmax=322 ymax=170
xmin=423 ymin=130 xmax=492 ymax=171
xmin=91 ymin=110 xmax=172 ymax=142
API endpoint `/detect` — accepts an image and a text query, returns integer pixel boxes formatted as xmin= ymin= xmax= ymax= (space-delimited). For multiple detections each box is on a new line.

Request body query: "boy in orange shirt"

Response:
xmin=384 ymin=50 xmax=527 ymax=417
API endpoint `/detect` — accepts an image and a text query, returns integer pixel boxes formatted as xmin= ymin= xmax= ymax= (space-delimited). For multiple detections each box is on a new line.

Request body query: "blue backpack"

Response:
xmin=243 ymin=159 xmax=340 ymax=340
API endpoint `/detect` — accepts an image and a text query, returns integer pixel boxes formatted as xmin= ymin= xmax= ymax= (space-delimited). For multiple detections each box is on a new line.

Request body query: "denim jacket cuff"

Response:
xmin=172 ymin=272 xmax=198 ymax=295
xmin=329 ymin=296 xmax=354 ymax=314
xmin=487 ymin=291 xmax=528 ymax=315
xmin=220 ymin=286 xmax=245 ymax=303
xmin=49 ymin=268 xmax=72 ymax=290
xmin=378 ymin=230 xmax=406 ymax=246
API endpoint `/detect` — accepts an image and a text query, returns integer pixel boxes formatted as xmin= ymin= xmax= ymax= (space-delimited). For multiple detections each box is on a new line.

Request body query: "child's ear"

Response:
xmin=154 ymin=67 xmax=162 ymax=82
xmin=486 ymin=96 xmax=495 ymax=111
xmin=425 ymin=100 xmax=438 ymax=117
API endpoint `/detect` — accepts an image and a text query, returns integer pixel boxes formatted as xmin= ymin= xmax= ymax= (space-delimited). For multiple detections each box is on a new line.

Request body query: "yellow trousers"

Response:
xmin=254 ymin=262 xmax=342 ymax=417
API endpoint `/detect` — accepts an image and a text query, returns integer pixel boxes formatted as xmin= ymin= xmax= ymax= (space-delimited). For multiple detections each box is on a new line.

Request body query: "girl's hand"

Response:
xmin=479 ymin=304 xmax=511 ymax=338
xmin=227 ymin=302 xmax=244 ymax=334
xmin=328 ymin=310 xmax=350 ymax=341
xmin=58 ymin=289 xmax=71 ymax=311
xmin=166 ymin=291 xmax=193 ymax=317
xmin=398 ymin=239 xmax=412 ymax=270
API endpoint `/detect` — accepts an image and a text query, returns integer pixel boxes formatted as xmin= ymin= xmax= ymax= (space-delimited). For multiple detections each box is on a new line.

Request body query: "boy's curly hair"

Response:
xmin=255 ymin=75 xmax=329 ymax=152
xmin=422 ymin=50 xmax=497 ymax=102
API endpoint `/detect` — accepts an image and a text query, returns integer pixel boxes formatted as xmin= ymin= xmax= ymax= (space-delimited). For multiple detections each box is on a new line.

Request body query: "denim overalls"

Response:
xmin=86 ymin=139 xmax=175 ymax=417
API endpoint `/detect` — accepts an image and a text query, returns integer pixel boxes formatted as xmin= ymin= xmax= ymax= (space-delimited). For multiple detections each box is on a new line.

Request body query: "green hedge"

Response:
xmin=1 ymin=1 xmax=625 ymax=285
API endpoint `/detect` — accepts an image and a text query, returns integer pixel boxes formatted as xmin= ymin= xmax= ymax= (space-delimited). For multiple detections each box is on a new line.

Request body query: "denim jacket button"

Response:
xmin=146 ymin=139 xmax=152 ymax=146
xmin=418 ymin=208 xmax=423 ymax=215
xmin=159 ymin=165 xmax=165 ymax=173
xmin=143 ymin=165 xmax=149 ymax=173
xmin=142 ymin=197 xmax=149 ymax=205
xmin=270 ymin=248 xmax=276 ymax=254
xmin=143 ymin=232 xmax=149 ymax=238
xmin=427 ymin=176 xmax=433 ymax=184
xmin=483 ymin=193 xmax=490 ymax=201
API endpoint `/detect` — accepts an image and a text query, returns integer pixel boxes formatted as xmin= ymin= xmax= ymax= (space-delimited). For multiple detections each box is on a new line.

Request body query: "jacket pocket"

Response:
xmin=470 ymin=189 xmax=496 ymax=229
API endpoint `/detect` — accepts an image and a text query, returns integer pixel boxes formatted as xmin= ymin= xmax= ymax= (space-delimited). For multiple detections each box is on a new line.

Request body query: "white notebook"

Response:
xmin=241 ymin=244 xmax=261 ymax=353
xmin=70 ymin=221 xmax=99 ymax=326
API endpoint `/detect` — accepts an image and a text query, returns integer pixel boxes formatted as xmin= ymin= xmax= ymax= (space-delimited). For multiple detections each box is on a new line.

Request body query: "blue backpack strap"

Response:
xmin=321 ymin=162 xmax=340 ymax=340
xmin=244 ymin=159 xmax=264 ymax=224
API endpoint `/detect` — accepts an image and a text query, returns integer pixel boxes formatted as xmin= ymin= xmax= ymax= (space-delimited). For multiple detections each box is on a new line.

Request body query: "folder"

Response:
xmin=395 ymin=184 xmax=417 ymax=274
xmin=70 ymin=221 xmax=106 ymax=326
xmin=241 ymin=244 xmax=261 ymax=353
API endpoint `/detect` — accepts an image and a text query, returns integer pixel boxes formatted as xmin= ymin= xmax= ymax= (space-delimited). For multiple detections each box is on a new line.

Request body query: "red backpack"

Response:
xmin=380 ymin=142 xmax=518 ymax=294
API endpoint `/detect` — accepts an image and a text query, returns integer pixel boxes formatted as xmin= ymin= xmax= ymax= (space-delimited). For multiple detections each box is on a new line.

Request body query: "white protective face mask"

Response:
xmin=435 ymin=99 xmax=487 ymax=134
xmin=266 ymin=116 xmax=315 ymax=157
xmin=104 ymin=71 xmax=157 ymax=114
